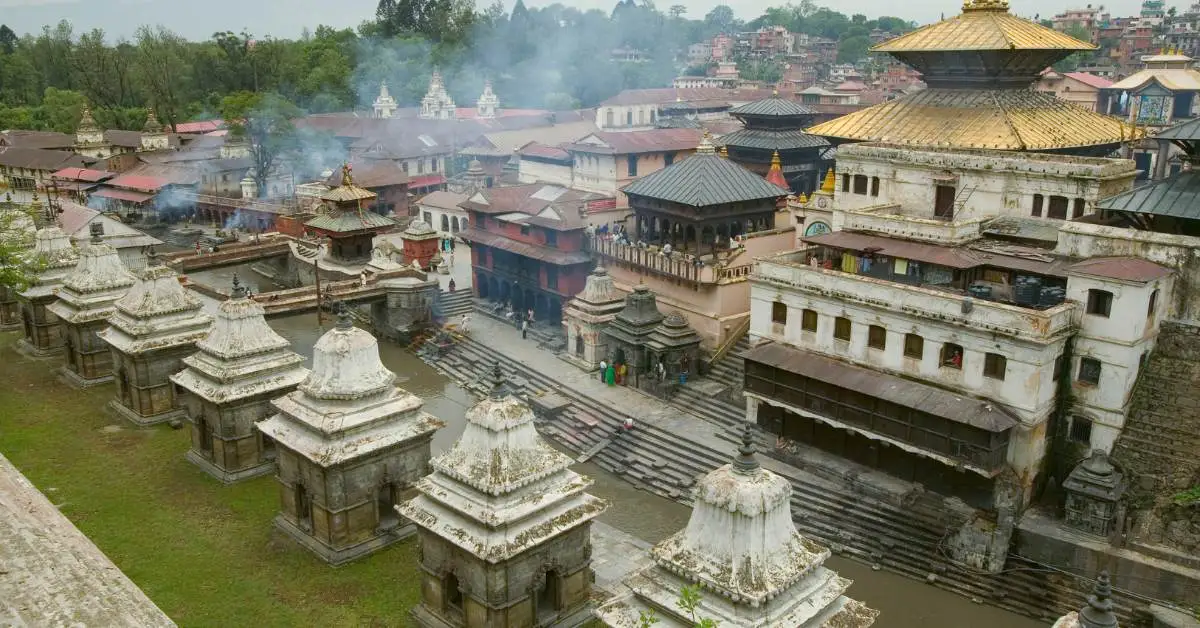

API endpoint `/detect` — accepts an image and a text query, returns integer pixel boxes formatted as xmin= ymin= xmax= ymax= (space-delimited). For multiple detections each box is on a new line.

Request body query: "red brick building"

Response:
xmin=460 ymin=184 xmax=612 ymax=323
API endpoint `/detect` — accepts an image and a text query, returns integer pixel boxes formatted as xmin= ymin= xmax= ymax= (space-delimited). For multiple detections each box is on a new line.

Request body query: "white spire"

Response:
xmin=420 ymin=69 xmax=457 ymax=120
xmin=373 ymin=80 xmax=398 ymax=119
xmin=476 ymin=79 xmax=500 ymax=119
xmin=19 ymin=226 xmax=78 ymax=299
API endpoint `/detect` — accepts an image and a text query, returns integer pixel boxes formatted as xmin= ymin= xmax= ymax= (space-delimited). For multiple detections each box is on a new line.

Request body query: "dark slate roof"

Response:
xmin=718 ymin=128 xmax=830 ymax=151
xmin=1097 ymin=171 xmax=1200 ymax=219
xmin=305 ymin=210 xmax=395 ymax=233
xmin=729 ymin=97 xmax=817 ymax=117
xmin=0 ymin=147 xmax=88 ymax=171
xmin=743 ymin=341 xmax=1020 ymax=433
xmin=621 ymin=153 xmax=789 ymax=207
xmin=1154 ymin=116 xmax=1200 ymax=141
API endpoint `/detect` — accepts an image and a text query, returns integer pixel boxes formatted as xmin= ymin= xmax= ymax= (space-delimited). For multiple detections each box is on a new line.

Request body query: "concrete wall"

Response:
xmin=833 ymin=144 xmax=1137 ymax=224
xmin=595 ymin=104 xmax=657 ymax=130
xmin=418 ymin=204 xmax=468 ymax=237
xmin=519 ymin=159 xmax=572 ymax=187
xmin=571 ymin=154 xmax=618 ymax=199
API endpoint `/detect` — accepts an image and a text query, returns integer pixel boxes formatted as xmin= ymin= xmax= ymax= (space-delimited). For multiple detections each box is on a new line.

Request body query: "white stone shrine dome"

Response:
xmin=404 ymin=219 xmax=435 ymax=236
xmin=64 ymin=236 xmax=135 ymax=294
xmin=30 ymin=226 xmax=77 ymax=267
xmin=299 ymin=312 xmax=395 ymax=400
xmin=693 ymin=456 xmax=792 ymax=516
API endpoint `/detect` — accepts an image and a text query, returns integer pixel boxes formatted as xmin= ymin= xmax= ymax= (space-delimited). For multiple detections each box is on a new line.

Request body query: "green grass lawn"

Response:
xmin=0 ymin=332 xmax=422 ymax=627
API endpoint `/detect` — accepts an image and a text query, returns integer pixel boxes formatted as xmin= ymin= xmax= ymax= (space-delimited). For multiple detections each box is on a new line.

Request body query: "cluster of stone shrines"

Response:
xmin=6 ymin=217 xmax=877 ymax=628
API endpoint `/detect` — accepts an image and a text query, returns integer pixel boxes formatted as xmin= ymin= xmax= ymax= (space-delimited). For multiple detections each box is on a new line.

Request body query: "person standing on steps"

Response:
xmin=605 ymin=362 xmax=616 ymax=386
xmin=599 ymin=359 xmax=607 ymax=382
xmin=521 ymin=318 xmax=528 ymax=340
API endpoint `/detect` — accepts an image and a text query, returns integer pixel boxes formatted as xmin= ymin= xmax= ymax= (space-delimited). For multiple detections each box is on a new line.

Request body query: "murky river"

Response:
xmin=187 ymin=262 xmax=1040 ymax=627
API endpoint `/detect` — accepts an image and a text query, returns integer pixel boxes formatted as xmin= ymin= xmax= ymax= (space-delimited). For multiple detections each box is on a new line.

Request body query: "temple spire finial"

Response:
xmin=732 ymin=423 xmax=760 ymax=473
xmin=230 ymin=273 xmax=247 ymax=299
xmin=820 ymin=168 xmax=836 ymax=193
xmin=335 ymin=301 xmax=353 ymax=330
xmin=489 ymin=362 xmax=507 ymax=399
xmin=341 ymin=162 xmax=354 ymax=187
xmin=719 ymin=144 xmax=729 ymax=159
xmin=696 ymin=131 xmax=716 ymax=155
xmin=88 ymin=221 xmax=104 ymax=244
xmin=1080 ymin=571 xmax=1119 ymax=628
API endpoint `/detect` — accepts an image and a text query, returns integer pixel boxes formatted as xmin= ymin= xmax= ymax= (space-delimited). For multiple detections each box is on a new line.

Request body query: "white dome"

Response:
xmin=299 ymin=317 xmax=395 ymax=400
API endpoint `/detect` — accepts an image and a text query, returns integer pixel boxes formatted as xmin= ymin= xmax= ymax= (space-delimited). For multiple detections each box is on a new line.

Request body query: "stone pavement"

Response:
xmin=0 ymin=454 xmax=175 ymax=627
xmin=589 ymin=521 xmax=653 ymax=594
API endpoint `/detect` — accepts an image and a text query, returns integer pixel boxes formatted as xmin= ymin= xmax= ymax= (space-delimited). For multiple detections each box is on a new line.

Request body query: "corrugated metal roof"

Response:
xmin=729 ymin=97 xmax=817 ymax=117
xmin=621 ymin=153 xmax=789 ymax=207
xmin=1110 ymin=68 xmax=1200 ymax=91
xmin=567 ymin=129 xmax=703 ymax=155
xmin=1154 ymin=116 xmax=1200 ymax=140
xmin=718 ymin=128 xmax=830 ymax=151
xmin=873 ymin=5 xmax=1095 ymax=52
xmin=803 ymin=231 xmax=981 ymax=269
xmin=51 ymin=168 xmax=114 ymax=183
xmin=91 ymin=188 xmax=155 ymax=203
xmin=743 ymin=342 xmax=1019 ymax=433
xmin=806 ymin=88 xmax=1138 ymax=151
xmin=1097 ymin=171 xmax=1200 ymax=219
xmin=106 ymin=174 xmax=171 ymax=191
xmin=1068 ymin=257 xmax=1172 ymax=282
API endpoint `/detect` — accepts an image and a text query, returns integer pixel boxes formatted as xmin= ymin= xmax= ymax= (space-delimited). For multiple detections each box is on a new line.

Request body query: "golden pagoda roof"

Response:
xmin=320 ymin=163 xmax=377 ymax=203
xmin=807 ymin=88 xmax=1140 ymax=151
xmin=873 ymin=0 xmax=1095 ymax=53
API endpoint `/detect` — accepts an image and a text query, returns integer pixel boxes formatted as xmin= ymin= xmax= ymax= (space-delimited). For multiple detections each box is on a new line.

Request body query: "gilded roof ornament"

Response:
xmin=961 ymin=0 xmax=1008 ymax=12
xmin=820 ymin=168 xmax=836 ymax=193
xmin=696 ymin=131 xmax=716 ymax=155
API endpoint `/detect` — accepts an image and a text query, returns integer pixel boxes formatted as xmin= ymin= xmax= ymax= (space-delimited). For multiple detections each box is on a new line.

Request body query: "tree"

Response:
xmin=705 ymin=5 xmax=737 ymax=34
xmin=669 ymin=5 xmax=687 ymax=19
xmin=219 ymin=92 xmax=301 ymax=198
xmin=133 ymin=26 xmax=192 ymax=129
xmin=837 ymin=35 xmax=871 ymax=63
xmin=0 ymin=25 xmax=17 ymax=55
xmin=1053 ymin=24 xmax=1094 ymax=71
xmin=0 ymin=200 xmax=38 ymax=295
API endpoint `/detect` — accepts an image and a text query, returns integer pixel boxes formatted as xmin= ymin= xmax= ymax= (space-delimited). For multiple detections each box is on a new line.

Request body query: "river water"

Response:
xmin=186 ymin=262 xmax=1041 ymax=627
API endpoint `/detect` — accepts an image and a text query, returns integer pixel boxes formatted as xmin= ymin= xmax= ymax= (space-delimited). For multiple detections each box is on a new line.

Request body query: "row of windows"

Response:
xmin=841 ymin=174 xmax=880 ymax=197
xmin=771 ymin=302 xmax=1108 ymax=387
xmin=771 ymin=303 xmax=1009 ymax=380
xmin=1031 ymin=194 xmax=1086 ymax=220
xmin=400 ymin=157 xmax=441 ymax=175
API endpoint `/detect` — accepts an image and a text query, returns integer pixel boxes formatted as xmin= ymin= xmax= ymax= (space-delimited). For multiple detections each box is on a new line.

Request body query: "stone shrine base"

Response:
xmin=57 ymin=366 xmax=112 ymax=389
xmin=186 ymin=450 xmax=276 ymax=485
xmin=13 ymin=338 xmax=63 ymax=359
xmin=273 ymin=514 xmax=415 ymax=567
xmin=107 ymin=399 xmax=187 ymax=427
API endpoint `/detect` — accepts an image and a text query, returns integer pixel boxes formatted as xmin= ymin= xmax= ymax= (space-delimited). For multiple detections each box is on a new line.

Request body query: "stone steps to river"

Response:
xmin=428 ymin=337 xmax=1138 ymax=624
xmin=437 ymin=291 xmax=474 ymax=319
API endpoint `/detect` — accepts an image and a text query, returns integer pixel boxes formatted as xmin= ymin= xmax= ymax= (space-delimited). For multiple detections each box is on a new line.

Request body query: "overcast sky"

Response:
xmin=0 ymin=0 xmax=1155 ymax=41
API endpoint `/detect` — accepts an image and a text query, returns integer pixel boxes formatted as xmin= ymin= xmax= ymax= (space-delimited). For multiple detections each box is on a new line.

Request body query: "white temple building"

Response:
xmin=420 ymin=70 xmax=457 ymax=120
xmin=258 ymin=306 xmax=443 ymax=564
xmin=399 ymin=364 xmax=608 ymax=627
xmin=98 ymin=253 xmax=212 ymax=426
xmin=562 ymin=266 xmax=625 ymax=370
xmin=373 ymin=81 xmax=399 ymax=119
xmin=594 ymin=426 xmax=878 ymax=628
xmin=171 ymin=276 xmax=309 ymax=483
xmin=47 ymin=223 xmax=136 ymax=387
xmin=476 ymin=80 xmax=500 ymax=119
xmin=17 ymin=225 xmax=79 ymax=356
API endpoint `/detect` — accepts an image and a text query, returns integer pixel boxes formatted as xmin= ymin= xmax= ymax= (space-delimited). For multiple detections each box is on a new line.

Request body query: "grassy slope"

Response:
xmin=0 ymin=333 xmax=421 ymax=627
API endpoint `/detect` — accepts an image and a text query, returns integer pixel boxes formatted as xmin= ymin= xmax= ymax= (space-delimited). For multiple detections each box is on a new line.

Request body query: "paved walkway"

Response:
xmin=463 ymin=314 xmax=914 ymax=496
xmin=589 ymin=522 xmax=653 ymax=594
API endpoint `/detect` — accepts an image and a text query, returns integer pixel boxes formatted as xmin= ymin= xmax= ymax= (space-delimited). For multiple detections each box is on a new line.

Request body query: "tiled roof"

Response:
xmin=718 ymin=128 xmax=829 ymax=151
xmin=460 ymin=183 xmax=603 ymax=231
xmin=873 ymin=4 xmax=1095 ymax=52
xmin=106 ymin=174 xmax=171 ymax=191
xmin=621 ymin=153 xmax=789 ymax=207
xmin=1154 ymin=116 xmax=1200 ymax=141
xmin=458 ymin=227 xmax=592 ymax=265
xmin=518 ymin=142 xmax=571 ymax=161
xmin=1110 ymin=68 xmax=1200 ymax=91
xmin=323 ymin=162 xmax=408 ymax=189
xmin=0 ymin=130 xmax=74 ymax=150
xmin=51 ymin=168 xmax=114 ymax=183
xmin=1097 ymin=170 xmax=1200 ymax=219
xmin=566 ymin=129 xmax=703 ymax=155
xmin=1064 ymin=72 xmax=1114 ymax=89
xmin=173 ymin=120 xmax=225 ymax=134
xmin=1068 ymin=257 xmax=1172 ymax=283
xmin=729 ymin=97 xmax=817 ymax=117
xmin=599 ymin=87 xmax=776 ymax=107
xmin=0 ymin=147 xmax=87 ymax=171
xmin=806 ymin=88 xmax=1138 ymax=151
xmin=305 ymin=209 xmax=395 ymax=233
xmin=416 ymin=190 xmax=469 ymax=211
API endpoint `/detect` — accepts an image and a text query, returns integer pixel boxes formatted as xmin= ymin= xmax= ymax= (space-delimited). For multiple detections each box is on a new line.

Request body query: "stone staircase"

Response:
xmin=667 ymin=334 xmax=752 ymax=429
xmin=437 ymin=290 xmax=473 ymax=320
xmin=421 ymin=337 xmax=1141 ymax=625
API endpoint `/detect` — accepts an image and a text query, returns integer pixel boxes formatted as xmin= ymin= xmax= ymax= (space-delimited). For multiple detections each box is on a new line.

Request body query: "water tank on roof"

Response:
xmin=1014 ymin=276 xmax=1043 ymax=307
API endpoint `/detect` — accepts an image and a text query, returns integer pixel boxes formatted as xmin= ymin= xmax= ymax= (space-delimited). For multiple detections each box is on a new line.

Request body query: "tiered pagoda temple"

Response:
xmin=171 ymin=277 xmax=309 ymax=483
xmin=399 ymin=364 xmax=608 ymax=628
xmin=17 ymin=225 xmax=78 ymax=356
xmin=258 ymin=307 xmax=443 ymax=564
xmin=808 ymin=0 xmax=1139 ymax=154
xmin=621 ymin=133 xmax=789 ymax=255
xmin=719 ymin=94 xmax=831 ymax=195
xmin=562 ymin=266 xmax=625 ymax=370
xmin=47 ymin=223 xmax=136 ymax=388
xmin=98 ymin=253 xmax=212 ymax=426
xmin=306 ymin=164 xmax=394 ymax=266
xmin=595 ymin=426 xmax=879 ymax=627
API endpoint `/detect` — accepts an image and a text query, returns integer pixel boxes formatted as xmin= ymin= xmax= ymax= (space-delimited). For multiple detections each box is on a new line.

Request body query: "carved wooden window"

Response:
xmin=1069 ymin=416 xmax=1093 ymax=443
xmin=1073 ymin=198 xmax=1085 ymax=219
xmin=940 ymin=342 xmax=963 ymax=369
xmin=870 ymin=176 xmax=880 ymax=196
xmin=841 ymin=174 xmax=850 ymax=192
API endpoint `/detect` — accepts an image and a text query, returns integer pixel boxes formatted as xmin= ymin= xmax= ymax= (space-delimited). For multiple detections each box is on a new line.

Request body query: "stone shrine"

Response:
xmin=373 ymin=81 xmax=399 ymax=119
xmin=257 ymin=307 xmax=443 ymax=564
xmin=400 ymin=219 xmax=440 ymax=270
xmin=98 ymin=254 xmax=212 ymax=425
xmin=595 ymin=426 xmax=878 ymax=627
xmin=17 ymin=225 xmax=78 ymax=356
xmin=602 ymin=284 xmax=701 ymax=395
xmin=399 ymin=364 xmax=608 ymax=628
xmin=171 ymin=277 xmax=309 ymax=483
xmin=420 ymin=70 xmax=457 ymax=120
xmin=562 ymin=266 xmax=624 ymax=370
xmin=1052 ymin=571 xmax=1119 ymax=628
xmin=47 ymin=223 xmax=136 ymax=388
xmin=476 ymin=79 xmax=500 ymax=119
xmin=1063 ymin=450 xmax=1127 ymax=538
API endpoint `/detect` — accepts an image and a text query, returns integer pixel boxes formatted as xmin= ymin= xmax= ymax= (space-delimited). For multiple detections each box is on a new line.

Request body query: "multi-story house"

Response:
xmin=565 ymin=129 xmax=702 ymax=211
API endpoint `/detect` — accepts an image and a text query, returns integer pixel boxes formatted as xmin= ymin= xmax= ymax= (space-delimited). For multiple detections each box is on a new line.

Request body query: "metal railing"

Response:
xmin=587 ymin=235 xmax=753 ymax=285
